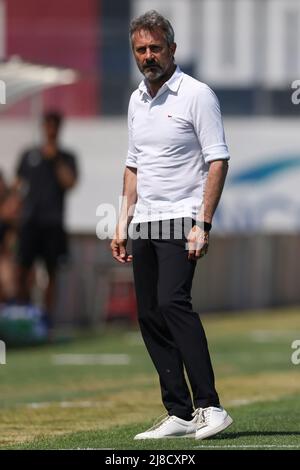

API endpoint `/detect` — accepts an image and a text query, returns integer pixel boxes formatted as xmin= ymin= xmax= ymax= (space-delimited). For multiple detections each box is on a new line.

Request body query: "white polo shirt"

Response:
xmin=126 ymin=66 xmax=230 ymax=223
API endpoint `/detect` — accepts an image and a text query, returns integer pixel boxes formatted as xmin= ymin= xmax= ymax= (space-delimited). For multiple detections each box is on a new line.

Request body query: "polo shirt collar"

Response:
xmin=138 ymin=65 xmax=183 ymax=98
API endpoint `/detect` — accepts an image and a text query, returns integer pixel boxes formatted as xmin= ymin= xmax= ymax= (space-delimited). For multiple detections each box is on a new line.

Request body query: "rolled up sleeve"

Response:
xmin=193 ymin=86 xmax=230 ymax=163
xmin=125 ymin=95 xmax=138 ymax=168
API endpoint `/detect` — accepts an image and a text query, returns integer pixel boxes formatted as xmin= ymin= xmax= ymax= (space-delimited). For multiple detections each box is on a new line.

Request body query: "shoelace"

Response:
xmin=147 ymin=413 xmax=174 ymax=432
xmin=192 ymin=407 xmax=211 ymax=430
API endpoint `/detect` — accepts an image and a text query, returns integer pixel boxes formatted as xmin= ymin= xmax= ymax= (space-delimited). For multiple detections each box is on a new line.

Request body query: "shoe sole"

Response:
xmin=134 ymin=432 xmax=196 ymax=440
xmin=195 ymin=415 xmax=233 ymax=440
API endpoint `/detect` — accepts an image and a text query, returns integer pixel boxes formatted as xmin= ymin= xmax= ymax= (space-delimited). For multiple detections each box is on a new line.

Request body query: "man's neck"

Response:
xmin=42 ymin=141 xmax=58 ymax=158
xmin=146 ymin=63 xmax=177 ymax=98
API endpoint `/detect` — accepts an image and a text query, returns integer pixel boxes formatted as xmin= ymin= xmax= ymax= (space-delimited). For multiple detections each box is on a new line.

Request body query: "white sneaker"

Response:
xmin=134 ymin=414 xmax=198 ymax=440
xmin=193 ymin=406 xmax=233 ymax=440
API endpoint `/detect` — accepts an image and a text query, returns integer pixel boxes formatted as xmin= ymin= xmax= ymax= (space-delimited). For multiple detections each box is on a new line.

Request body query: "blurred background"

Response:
xmin=0 ymin=0 xmax=299 ymax=330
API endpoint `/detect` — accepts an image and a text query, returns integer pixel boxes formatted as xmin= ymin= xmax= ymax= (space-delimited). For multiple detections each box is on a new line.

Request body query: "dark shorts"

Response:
xmin=17 ymin=223 xmax=68 ymax=273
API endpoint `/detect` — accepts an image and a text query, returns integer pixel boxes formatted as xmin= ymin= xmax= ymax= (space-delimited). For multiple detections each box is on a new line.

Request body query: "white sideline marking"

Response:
xmin=23 ymin=397 xmax=265 ymax=410
xmin=27 ymin=402 xmax=50 ymax=409
xmin=27 ymin=401 xmax=113 ymax=409
xmin=52 ymin=354 xmax=130 ymax=365
xmin=25 ymin=396 xmax=258 ymax=411
xmin=227 ymin=398 xmax=257 ymax=406
xmin=194 ymin=445 xmax=300 ymax=449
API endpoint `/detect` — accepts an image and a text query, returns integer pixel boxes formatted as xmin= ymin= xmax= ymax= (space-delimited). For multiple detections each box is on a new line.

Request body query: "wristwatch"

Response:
xmin=194 ymin=221 xmax=212 ymax=232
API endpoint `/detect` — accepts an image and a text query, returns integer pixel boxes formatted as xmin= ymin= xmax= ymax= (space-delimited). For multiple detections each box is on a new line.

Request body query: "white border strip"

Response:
xmin=52 ymin=354 xmax=130 ymax=365
xmin=194 ymin=444 xmax=300 ymax=449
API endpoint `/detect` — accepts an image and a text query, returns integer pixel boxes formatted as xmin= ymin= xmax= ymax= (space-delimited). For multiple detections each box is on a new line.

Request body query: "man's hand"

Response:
xmin=110 ymin=225 xmax=133 ymax=264
xmin=55 ymin=161 xmax=77 ymax=189
xmin=187 ymin=225 xmax=209 ymax=261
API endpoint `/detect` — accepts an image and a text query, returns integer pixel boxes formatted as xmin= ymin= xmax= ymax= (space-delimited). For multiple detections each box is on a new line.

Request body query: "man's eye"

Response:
xmin=150 ymin=46 xmax=161 ymax=52
xmin=136 ymin=48 xmax=146 ymax=54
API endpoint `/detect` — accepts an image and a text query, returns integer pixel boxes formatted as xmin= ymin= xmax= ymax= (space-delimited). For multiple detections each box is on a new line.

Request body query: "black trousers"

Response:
xmin=131 ymin=218 xmax=220 ymax=420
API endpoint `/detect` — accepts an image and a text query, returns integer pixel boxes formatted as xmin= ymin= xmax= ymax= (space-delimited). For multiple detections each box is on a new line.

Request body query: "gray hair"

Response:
xmin=130 ymin=10 xmax=175 ymax=46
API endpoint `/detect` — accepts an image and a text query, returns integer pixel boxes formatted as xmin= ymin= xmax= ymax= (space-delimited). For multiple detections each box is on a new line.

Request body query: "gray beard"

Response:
xmin=142 ymin=67 xmax=164 ymax=82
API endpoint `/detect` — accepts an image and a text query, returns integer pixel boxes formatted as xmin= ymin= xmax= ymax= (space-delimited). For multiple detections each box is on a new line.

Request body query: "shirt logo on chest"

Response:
xmin=28 ymin=150 xmax=41 ymax=167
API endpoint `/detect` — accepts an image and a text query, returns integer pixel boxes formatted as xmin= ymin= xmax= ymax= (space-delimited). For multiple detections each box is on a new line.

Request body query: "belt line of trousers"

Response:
xmin=131 ymin=218 xmax=220 ymax=420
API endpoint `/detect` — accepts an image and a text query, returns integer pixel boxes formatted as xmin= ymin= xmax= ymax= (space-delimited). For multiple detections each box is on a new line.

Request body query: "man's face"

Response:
xmin=43 ymin=119 xmax=60 ymax=142
xmin=131 ymin=28 xmax=176 ymax=82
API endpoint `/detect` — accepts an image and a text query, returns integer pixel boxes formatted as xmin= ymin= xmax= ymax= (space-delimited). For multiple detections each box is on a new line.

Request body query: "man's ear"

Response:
xmin=170 ymin=42 xmax=177 ymax=56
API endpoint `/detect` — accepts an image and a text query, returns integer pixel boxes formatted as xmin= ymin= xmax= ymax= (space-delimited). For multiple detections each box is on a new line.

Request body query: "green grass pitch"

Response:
xmin=0 ymin=307 xmax=300 ymax=450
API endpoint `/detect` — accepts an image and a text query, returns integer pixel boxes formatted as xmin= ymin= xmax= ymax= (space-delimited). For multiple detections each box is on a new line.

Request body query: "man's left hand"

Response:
xmin=187 ymin=225 xmax=209 ymax=260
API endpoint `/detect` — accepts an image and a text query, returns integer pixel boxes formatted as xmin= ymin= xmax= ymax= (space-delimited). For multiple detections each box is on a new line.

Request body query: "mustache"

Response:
xmin=143 ymin=61 xmax=161 ymax=70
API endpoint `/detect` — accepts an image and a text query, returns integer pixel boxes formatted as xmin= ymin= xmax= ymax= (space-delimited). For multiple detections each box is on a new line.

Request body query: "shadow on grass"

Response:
xmin=211 ymin=431 xmax=300 ymax=440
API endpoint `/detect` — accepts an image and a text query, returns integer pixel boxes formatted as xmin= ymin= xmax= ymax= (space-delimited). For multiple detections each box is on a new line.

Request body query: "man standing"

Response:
xmin=15 ymin=111 xmax=78 ymax=327
xmin=111 ymin=10 xmax=232 ymax=440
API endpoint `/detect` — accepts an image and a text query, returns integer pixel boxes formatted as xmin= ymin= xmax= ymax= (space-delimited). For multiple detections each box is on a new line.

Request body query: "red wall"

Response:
xmin=6 ymin=0 xmax=99 ymax=116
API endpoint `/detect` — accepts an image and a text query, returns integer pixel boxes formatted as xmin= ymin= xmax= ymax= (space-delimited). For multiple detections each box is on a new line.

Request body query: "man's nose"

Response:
xmin=145 ymin=47 xmax=154 ymax=60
